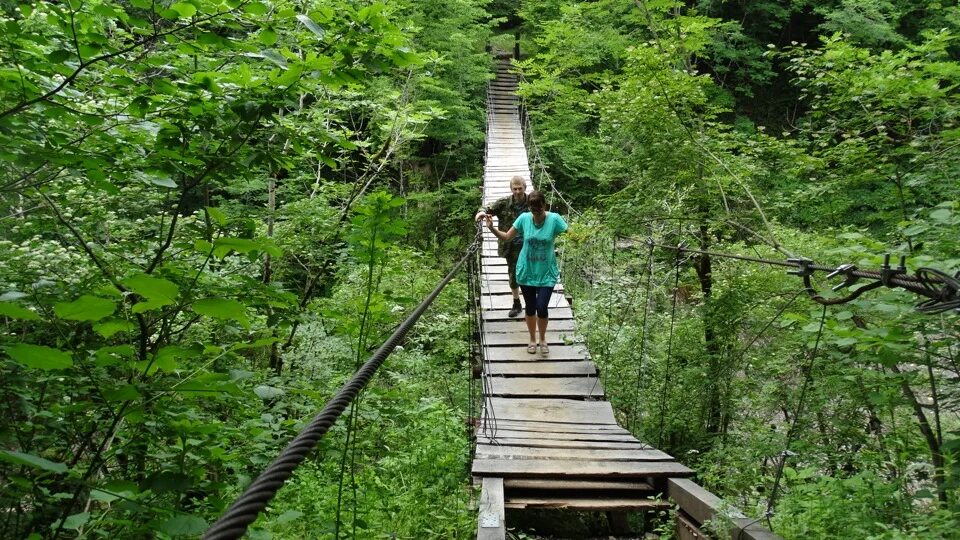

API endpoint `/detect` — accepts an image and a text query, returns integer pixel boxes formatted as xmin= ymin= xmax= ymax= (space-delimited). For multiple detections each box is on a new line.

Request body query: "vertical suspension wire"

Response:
xmin=658 ymin=245 xmax=682 ymax=448
xmin=466 ymin=251 xmax=477 ymax=438
xmin=631 ymin=241 xmax=656 ymax=432
xmin=762 ymin=303 xmax=828 ymax=531
xmin=476 ymin=231 xmax=499 ymax=442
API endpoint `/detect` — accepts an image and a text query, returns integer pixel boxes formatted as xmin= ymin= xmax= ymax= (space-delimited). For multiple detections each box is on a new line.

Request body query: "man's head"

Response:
xmin=510 ymin=176 xmax=527 ymax=199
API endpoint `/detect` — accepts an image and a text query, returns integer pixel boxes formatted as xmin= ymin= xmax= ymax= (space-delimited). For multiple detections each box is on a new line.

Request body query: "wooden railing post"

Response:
xmin=668 ymin=478 xmax=783 ymax=540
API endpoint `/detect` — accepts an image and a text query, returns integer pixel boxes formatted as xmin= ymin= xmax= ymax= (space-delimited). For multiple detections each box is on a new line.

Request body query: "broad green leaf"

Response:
xmin=103 ymin=384 xmax=141 ymax=402
xmin=244 ymin=2 xmax=268 ymax=15
xmin=275 ymin=510 xmax=303 ymax=525
xmin=59 ymin=512 xmax=90 ymax=530
xmin=0 ymin=450 xmax=68 ymax=473
xmin=5 ymin=344 xmax=73 ymax=370
xmin=192 ymin=298 xmax=248 ymax=325
xmin=147 ymin=174 xmax=177 ymax=188
xmin=0 ymin=302 xmax=40 ymax=320
xmin=254 ymin=385 xmax=285 ymax=399
xmin=232 ymin=337 xmax=280 ymax=350
xmin=205 ymin=206 xmax=228 ymax=226
xmin=93 ymin=319 xmax=136 ymax=338
xmin=259 ymin=28 xmax=278 ymax=46
xmin=124 ymin=274 xmax=179 ymax=312
xmin=297 ymin=14 xmax=325 ymax=38
xmin=930 ymin=208 xmax=953 ymax=223
xmin=54 ymin=295 xmax=115 ymax=321
xmin=159 ymin=515 xmax=208 ymax=536
xmin=170 ymin=2 xmax=197 ymax=18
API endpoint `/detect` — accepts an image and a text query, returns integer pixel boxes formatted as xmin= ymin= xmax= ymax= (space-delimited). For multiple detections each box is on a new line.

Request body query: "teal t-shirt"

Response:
xmin=513 ymin=212 xmax=568 ymax=287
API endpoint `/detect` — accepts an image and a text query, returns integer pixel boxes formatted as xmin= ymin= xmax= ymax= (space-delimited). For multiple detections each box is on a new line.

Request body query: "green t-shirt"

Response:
xmin=513 ymin=211 xmax=568 ymax=287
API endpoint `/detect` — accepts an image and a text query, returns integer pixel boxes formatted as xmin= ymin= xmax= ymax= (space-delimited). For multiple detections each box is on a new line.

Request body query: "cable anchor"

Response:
xmin=827 ymin=264 xmax=859 ymax=291
xmin=880 ymin=254 xmax=906 ymax=287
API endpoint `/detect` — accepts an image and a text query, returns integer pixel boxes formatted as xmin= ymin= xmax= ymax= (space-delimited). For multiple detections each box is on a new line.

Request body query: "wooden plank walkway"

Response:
xmin=474 ymin=55 xmax=693 ymax=540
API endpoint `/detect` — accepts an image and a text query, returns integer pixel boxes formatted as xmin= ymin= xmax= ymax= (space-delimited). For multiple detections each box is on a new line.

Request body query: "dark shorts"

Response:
xmin=519 ymin=285 xmax=554 ymax=318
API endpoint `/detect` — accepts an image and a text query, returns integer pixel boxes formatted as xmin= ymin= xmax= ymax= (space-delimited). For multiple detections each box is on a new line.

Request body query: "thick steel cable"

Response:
xmin=647 ymin=242 xmax=956 ymax=309
xmin=204 ymin=233 xmax=481 ymax=540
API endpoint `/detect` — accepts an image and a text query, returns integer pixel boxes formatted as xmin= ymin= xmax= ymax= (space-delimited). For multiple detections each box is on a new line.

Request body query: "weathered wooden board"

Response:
xmin=475 ymin=429 xmax=639 ymax=443
xmin=484 ymin=320 xmax=576 ymax=333
xmin=482 ymin=282 xmax=566 ymax=295
xmin=483 ymin=308 xmax=574 ymax=321
xmin=667 ymin=479 xmax=782 ymax=539
xmin=485 ymin=376 xmax=604 ymax=398
xmin=473 ymin=459 xmax=694 ymax=478
xmin=477 ymin=477 xmax=505 ymax=540
xmin=484 ymin=361 xmax=595 ymax=376
xmin=504 ymin=479 xmax=654 ymax=491
xmin=483 ymin=344 xmax=587 ymax=361
xmin=482 ymin=294 xmax=569 ymax=311
xmin=483 ymin=419 xmax=630 ymax=432
xmin=476 ymin=437 xmax=649 ymax=451
xmin=481 ymin=398 xmax=617 ymax=424
xmin=480 ymin=332 xmax=573 ymax=346
xmin=504 ymin=497 xmax=671 ymax=511
xmin=476 ymin=444 xmax=673 ymax=462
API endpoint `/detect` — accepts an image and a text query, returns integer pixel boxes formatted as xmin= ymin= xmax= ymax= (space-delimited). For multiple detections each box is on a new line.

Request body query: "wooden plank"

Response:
xmin=484 ymin=361 xmax=595 ymax=376
xmin=476 ymin=437 xmax=650 ymax=450
xmin=481 ymin=331 xmax=575 ymax=346
xmin=483 ymin=397 xmax=617 ymax=424
xmin=472 ymin=459 xmax=694 ymax=478
xmin=475 ymin=429 xmax=639 ymax=442
xmin=482 ymin=294 xmax=568 ymax=311
xmin=477 ymin=421 xmax=629 ymax=435
xmin=667 ymin=479 xmax=782 ymax=540
xmin=485 ymin=377 xmax=604 ymax=398
xmin=477 ymin=477 xmax=505 ymax=540
xmin=483 ymin=282 xmax=565 ymax=295
xmin=476 ymin=444 xmax=674 ymax=462
xmin=676 ymin=512 xmax=709 ymax=540
xmin=504 ymin=497 xmax=670 ymax=512
xmin=482 ymin=419 xmax=629 ymax=432
xmin=504 ymin=479 xmax=654 ymax=491
xmin=482 ymin=345 xmax=586 ymax=362
xmin=483 ymin=308 xmax=574 ymax=321
xmin=484 ymin=320 xmax=576 ymax=333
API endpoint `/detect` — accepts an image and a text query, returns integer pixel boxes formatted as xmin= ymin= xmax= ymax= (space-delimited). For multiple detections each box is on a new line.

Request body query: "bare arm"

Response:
xmin=486 ymin=217 xmax=517 ymax=241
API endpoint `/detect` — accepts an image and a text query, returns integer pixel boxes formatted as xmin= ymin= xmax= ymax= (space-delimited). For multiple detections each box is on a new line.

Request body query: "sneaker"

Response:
xmin=508 ymin=300 xmax=522 ymax=318
xmin=539 ymin=343 xmax=550 ymax=355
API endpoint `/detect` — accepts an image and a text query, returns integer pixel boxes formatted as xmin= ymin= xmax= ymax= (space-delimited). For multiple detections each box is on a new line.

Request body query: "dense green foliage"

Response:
xmin=2 ymin=0 xmax=960 ymax=538
xmin=1 ymin=0 xmax=489 ymax=537
xmin=515 ymin=0 xmax=960 ymax=537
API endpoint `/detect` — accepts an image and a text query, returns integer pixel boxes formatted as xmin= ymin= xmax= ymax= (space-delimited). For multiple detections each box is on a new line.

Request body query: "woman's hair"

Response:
xmin=528 ymin=190 xmax=546 ymax=211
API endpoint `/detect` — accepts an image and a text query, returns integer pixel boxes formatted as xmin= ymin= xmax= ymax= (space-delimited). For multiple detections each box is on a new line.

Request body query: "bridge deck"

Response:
xmin=473 ymin=56 xmax=692 ymax=539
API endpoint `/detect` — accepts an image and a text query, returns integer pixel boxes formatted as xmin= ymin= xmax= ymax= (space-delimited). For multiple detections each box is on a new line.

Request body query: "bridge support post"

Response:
xmin=477 ymin=477 xmax=505 ymax=540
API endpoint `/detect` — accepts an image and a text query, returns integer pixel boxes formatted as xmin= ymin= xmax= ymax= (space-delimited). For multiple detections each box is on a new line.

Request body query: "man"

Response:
xmin=475 ymin=176 xmax=529 ymax=318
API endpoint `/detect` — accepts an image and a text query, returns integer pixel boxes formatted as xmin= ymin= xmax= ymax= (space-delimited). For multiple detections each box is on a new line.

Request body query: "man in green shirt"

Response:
xmin=474 ymin=176 xmax=529 ymax=317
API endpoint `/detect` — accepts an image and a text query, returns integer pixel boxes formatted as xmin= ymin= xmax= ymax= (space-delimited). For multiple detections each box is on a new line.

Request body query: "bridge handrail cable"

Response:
xmin=204 ymin=231 xmax=483 ymax=539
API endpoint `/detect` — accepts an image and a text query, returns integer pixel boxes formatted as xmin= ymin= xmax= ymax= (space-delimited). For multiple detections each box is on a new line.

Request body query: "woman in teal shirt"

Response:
xmin=486 ymin=191 xmax=568 ymax=354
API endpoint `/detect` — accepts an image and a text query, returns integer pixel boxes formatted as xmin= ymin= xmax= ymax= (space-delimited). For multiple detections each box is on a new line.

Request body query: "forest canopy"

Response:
xmin=1 ymin=0 xmax=959 ymax=538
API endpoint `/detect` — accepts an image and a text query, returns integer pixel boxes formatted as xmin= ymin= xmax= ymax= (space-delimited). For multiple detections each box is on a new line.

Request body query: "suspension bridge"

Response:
xmin=201 ymin=50 xmax=960 ymax=538
xmin=467 ymin=54 xmax=779 ymax=540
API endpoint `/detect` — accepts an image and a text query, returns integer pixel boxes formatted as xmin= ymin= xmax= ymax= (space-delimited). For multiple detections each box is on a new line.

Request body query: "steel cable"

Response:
xmin=204 ymin=232 xmax=482 ymax=540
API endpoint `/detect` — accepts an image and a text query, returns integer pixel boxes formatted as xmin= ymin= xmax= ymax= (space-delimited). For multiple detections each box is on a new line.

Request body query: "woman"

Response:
xmin=486 ymin=190 xmax=568 ymax=354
